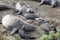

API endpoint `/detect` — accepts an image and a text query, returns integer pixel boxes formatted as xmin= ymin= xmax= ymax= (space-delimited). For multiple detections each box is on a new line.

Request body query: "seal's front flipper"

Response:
xmin=39 ymin=0 xmax=44 ymax=6
xmin=10 ymin=28 xmax=18 ymax=35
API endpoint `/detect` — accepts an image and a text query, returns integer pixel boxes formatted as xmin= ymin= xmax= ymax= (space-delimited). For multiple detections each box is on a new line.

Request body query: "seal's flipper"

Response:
xmin=39 ymin=0 xmax=44 ymax=6
xmin=10 ymin=28 xmax=18 ymax=35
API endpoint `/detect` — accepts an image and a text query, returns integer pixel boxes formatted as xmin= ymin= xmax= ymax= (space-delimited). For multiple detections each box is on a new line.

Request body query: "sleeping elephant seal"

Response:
xmin=18 ymin=25 xmax=36 ymax=39
xmin=13 ymin=2 xmax=36 ymax=14
xmin=2 ymin=14 xmax=36 ymax=36
xmin=2 ymin=14 xmax=23 ymax=35
xmin=0 ymin=3 xmax=10 ymax=11
xmin=19 ymin=30 xmax=36 ymax=39
xmin=39 ymin=0 xmax=58 ymax=7
xmin=22 ymin=13 xmax=39 ymax=20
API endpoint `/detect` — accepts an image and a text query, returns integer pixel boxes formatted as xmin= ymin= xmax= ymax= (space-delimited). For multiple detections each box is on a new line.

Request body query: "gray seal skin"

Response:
xmin=14 ymin=2 xmax=37 ymax=20
xmin=22 ymin=24 xmax=36 ymax=32
xmin=22 ymin=13 xmax=39 ymax=19
xmin=39 ymin=0 xmax=58 ymax=7
xmin=40 ymin=23 xmax=57 ymax=34
xmin=2 ymin=14 xmax=36 ymax=35
xmin=18 ymin=25 xmax=36 ymax=39
xmin=0 ymin=5 xmax=10 ymax=11
xmin=14 ymin=2 xmax=36 ymax=14
xmin=0 ymin=3 xmax=10 ymax=11
xmin=2 ymin=14 xmax=23 ymax=35
xmin=35 ymin=18 xmax=57 ymax=34
xmin=19 ymin=30 xmax=36 ymax=39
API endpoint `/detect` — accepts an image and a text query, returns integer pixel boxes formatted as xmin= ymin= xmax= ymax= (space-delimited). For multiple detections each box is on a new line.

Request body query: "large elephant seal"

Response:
xmin=13 ymin=2 xmax=36 ymax=14
xmin=0 ymin=3 xmax=10 ymax=11
xmin=18 ymin=25 xmax=36 ymax=39
xmin=2 ymin=14 xmax=36 ymax=39
xmin=2 ymin=14 xmax=23 ymax=35
xmin=39 ymin=0 xmax=58 ymax=7
xmin=22 ymin=13 xmax=38 ymax=19
xmin=19 ymin=30 xmax=36 ymax=39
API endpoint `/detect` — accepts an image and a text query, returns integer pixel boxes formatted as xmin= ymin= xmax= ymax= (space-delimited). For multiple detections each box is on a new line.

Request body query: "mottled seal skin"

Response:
xmin=19 ymin=30 xmax=35 ymax=39
xmin=18 ymin=24 xmax=36 ymax=39
xmin=22 ymin=13 xmax=39 ymax=19
xmin=2 ymin=14 xmax=36 ymax=35
xmin=18 ymin=23 xmax=36 ymax=39
xmin=0 ymin=5 xmax=10 ymax=11
xmin=14 ymin=2 xmax=37 ymax=20
xmin=14 ymin=2 xmax=36 ymax=14
xmin=2 ymin=14 xmax=23 ymax=35
xmin=22 ymin=24 xmax=36 ymax=32
xmin=39 ymin=0 xmax=58 ymax=7
xmin=41 ymin=23 xmax=57 ymax=34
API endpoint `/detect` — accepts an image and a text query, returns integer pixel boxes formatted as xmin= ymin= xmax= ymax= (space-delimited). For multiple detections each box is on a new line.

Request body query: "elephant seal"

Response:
xmin=19 ymin=30 xmax=35 ymax=39
xmin=2 ymin=14 xmax=36 ymax=35
xmin=22 ymin=13 xmax=38 ymax=19
xmin=2 ymin=14 xmax=23 ymax=35
xmin=13 ymin=2 xmax=36 ymax=14
xmin=18 ymin=25 xmax=36 ymax=39
xmin=39 ymin=0 xmax=58 ymax=7
xmin=0 ymin=3 xmax=10 ymax=11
